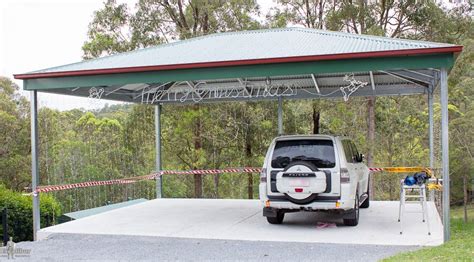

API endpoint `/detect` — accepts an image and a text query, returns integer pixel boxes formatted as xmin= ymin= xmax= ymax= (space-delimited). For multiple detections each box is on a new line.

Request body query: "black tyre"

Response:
xmin=360 ymin=194 xmax=370 ymax=208
xmin=360 ymin=178 xmax=370 ymax=209
xmin=282 ymin=161 xmax=319 ymax=205
xmin=343 ymin=192 xmax=359 ymax=226
xmin=266 ymin=211 xmax=285 ymax=224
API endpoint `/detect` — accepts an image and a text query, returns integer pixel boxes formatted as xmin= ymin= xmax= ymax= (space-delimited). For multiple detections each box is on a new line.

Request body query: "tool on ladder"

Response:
xmin=398 ymin=172 xmax=431 ymax=235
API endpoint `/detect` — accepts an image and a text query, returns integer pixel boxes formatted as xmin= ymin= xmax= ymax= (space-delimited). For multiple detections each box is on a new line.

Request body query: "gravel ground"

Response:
xmin=10 ymin=233 xmax=419 ymax=261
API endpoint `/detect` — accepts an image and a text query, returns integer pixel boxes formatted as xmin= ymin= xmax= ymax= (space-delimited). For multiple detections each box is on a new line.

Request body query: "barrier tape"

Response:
xmin=27 ymin=166 xmax=434 ymax=195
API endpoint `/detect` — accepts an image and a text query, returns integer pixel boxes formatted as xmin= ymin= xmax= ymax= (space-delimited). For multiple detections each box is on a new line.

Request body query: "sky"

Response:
xmin=0 ymin=0 xmax=275 ymax=110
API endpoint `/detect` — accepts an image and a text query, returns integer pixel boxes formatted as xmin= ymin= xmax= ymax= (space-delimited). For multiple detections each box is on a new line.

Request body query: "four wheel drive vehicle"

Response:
xmin=259 ymin=135 xmax=370 ymax=226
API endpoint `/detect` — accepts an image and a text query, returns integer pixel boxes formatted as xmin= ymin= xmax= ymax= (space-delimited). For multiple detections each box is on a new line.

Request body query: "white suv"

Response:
xmin=259 ymin=135 xmax=370 ymax=226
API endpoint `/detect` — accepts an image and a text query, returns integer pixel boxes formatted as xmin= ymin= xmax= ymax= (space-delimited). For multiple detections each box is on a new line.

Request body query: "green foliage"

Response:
xmin=0 ymin=184 xmax=61 ymax=242
xmin=83 ymin=0 xmax=262 ymax=59
xmin=0 ymin=1 xmax=473 ymax=244
xmin=0 ymin=77 xmax=30 ymax=191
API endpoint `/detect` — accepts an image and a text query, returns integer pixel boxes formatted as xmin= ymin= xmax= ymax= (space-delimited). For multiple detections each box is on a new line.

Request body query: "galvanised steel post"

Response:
xmin=428 ymin=86 xmax=435 ymax=201
xmin=440 ymin=68 xmax=450 ymax=242
xmin=278 ymin=97 xmax=283 ymax=135
xmin=155 ymin=104 xmax=162 ymax=198
xmin=30 ymin=91 xmax=40 ymax=240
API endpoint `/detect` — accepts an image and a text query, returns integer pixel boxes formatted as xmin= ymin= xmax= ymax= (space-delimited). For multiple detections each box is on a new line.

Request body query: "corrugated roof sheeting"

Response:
xmin=29 ymin=28 xmax=455 ymax=74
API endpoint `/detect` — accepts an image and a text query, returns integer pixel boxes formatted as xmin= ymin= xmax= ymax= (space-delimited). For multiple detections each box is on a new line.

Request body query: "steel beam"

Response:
xmin=389 ymin=70 xmax=434 ymax=85
xmin=369 ymin=71 xmax=376 ymax=90
xmin=30 ymin=91 xmax=40 ymax=241
xmin=428 ymin=85 xmax=435 ymax=201
xmin=278 ymin=97 xmax=283 ymax=135
xmin=155 ymin=104 xmax=163 ymax=198
xmin=379 ymin=70 xmax=427 ymax=88
xmin=310 ymin=74 xmax=320 ymax=94
xmin=22 ymin=53 xmax=456 ymax=91
xmin=440 ymin=68 xmax=450 ymax=242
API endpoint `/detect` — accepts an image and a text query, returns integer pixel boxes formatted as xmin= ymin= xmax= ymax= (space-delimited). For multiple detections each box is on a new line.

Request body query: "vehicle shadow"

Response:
xmin=281 ymin=210 xmax=345 ymax=227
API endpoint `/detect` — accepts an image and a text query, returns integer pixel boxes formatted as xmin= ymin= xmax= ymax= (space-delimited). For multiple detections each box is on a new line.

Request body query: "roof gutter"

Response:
xmin=14 ymin=46 xmax=462 ymax=80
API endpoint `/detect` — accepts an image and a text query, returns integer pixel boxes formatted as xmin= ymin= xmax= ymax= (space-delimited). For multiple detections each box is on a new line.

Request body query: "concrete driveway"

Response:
xmin=37 ymin=199 xmax=443 ymax=246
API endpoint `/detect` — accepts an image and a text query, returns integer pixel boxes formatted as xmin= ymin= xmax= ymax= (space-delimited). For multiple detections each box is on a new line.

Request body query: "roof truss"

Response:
xmin=38 ymin=69 xmax=437 ymax=104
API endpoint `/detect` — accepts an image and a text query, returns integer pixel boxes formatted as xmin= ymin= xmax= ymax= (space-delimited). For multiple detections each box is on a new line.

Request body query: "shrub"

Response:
xmin=0 ymin=184 xmax=61 ymax=242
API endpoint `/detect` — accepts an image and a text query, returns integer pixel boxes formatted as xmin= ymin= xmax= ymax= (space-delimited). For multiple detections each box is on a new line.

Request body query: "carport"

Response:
xmin=14 ymin=28 xmax=462 ymax=242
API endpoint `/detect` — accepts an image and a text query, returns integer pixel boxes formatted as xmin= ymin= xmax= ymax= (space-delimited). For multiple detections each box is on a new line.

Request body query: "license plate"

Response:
xmin=289 ymin=178 xmax=310 ymax=187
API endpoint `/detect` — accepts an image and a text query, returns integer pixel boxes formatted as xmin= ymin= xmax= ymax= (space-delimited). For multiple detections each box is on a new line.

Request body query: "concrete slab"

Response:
xmin=38 ymin=199 xmax=443 ymax=246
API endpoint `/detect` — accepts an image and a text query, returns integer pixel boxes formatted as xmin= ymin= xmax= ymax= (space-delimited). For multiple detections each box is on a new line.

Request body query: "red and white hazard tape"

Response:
xmin=159 ymin=167 xmax=262 ymax=175
xmin=29 ymin=166 xmax=430 ymax=195
xmin=30 ymin=167 xmax=262 ymax=195
xmin=369 ymin=167 xmax=384 ymax=172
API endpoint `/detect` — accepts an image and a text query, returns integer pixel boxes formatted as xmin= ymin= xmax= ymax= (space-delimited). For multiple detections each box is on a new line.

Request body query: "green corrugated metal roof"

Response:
xmin=28 ymin=27 xmax=457 ymax=74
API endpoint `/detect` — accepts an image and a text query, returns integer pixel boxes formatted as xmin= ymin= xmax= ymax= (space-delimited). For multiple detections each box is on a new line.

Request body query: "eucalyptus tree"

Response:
xmin=268 ymin=0 xmax=473 ymax=199
xmin=0 ymin=77 xmax=30 ymax=191
xmin=83 ymin=0 xmax=263 ymax=198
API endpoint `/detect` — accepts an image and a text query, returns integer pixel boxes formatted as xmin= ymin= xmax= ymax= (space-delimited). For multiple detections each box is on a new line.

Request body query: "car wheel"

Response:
xmin=266 ymin=210 xmax=285 ymax=224
xmin=343 ymin=192 xmax=359 ymax=226
xmin=360 ymin=179 xmax=370 ymax=209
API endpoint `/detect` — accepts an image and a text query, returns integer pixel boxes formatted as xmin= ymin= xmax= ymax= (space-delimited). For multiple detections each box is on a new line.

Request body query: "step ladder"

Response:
xmin=398 ymin=180 xmax=431 ymax=235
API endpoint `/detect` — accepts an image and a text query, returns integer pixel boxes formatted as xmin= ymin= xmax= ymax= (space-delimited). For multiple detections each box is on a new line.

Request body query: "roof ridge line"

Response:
xmin=291 ymin=27 xmax=452 ymax=47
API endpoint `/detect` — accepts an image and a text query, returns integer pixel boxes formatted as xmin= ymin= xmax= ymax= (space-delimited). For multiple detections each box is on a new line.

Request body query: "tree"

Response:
xmin=83 ymin=0 xmax=262 ymax=198
xmin=0 ymin=77 xmax=30 ymax=191
xmin=83 ymin=0 xmax=261 ymax=59
xmin=267 ymin=0 xmax=473 ymax=201
xmin=448 ymin=39 xmax=474 ymax=222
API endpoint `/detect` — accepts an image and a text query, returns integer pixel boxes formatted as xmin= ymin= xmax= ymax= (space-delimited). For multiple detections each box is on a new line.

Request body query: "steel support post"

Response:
xmin=155 ymin=104 xmax=162 ymax=198
xmin=428 ymin=86 xmax=435 ymax=201
xmin=30 ymin=91 xmax=40 ymax=241
xmin=440 ymin=68 xmax=450 ymax=242
xmin=278 ymin=97 xmax=283 ymax=135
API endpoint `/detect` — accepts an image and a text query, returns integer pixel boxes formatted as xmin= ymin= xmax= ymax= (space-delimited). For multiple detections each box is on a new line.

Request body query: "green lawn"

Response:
xmin=384 ymin=204 xmax=474 ymax=262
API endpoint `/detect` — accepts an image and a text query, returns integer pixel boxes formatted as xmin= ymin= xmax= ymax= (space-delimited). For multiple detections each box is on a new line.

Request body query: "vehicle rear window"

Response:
xmin=271 ymin=139 xmax=336 ymax=169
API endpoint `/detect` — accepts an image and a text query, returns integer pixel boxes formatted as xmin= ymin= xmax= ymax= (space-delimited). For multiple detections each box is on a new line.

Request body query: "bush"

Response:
xmin=0 ymin=184 xmax=61 ymax=242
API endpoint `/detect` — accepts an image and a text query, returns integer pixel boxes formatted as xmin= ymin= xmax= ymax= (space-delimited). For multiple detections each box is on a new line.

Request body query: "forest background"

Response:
xmin=0 ymin=0 xmax=473 ymax=241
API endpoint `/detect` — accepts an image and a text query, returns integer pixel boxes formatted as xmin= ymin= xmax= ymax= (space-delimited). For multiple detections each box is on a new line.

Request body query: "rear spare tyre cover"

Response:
xmin=276 ymin=161 xmax=327 ymax=205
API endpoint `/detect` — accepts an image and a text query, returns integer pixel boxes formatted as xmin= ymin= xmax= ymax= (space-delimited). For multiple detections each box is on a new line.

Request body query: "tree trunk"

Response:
xmin=464 ymin=174 xmax=468 ymax=223
xmin=246 ymin=123 xmax=253 ymax=199
xmin=193 ymin=105 xmax=203 ymax=198
xmin=312 ymin=103 xmax=320 ymax=134
xmin=367 ymin=97 xmax=376 ymax=199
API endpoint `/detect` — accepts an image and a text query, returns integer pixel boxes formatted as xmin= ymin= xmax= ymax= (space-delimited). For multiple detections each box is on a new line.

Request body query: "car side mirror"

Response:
xmin=355 ymin=154 xmax=364 ymax=163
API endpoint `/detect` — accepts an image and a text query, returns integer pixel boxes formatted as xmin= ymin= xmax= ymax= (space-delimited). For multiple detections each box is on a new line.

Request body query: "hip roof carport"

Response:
xmin=14 ymin=27 xmax=462 ymax=242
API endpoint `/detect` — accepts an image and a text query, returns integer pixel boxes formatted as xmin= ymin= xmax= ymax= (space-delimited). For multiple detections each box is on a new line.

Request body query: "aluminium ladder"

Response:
xmin=398 ymin=180 xmax=431 ymax=235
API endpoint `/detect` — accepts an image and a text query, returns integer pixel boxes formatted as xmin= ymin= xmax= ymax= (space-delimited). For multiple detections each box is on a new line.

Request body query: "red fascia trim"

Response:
xmin=14 ymin=46 xmax=462 ymax=80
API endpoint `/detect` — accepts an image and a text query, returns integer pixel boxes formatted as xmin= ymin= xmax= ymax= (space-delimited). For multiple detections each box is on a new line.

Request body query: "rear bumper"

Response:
xmin=263 ymin=199 xmax=354 ymax=210
xmin=259 ymin=183 xmax=355 ymax=210
xmin=263 ymin=206 xmax=354 ymax=217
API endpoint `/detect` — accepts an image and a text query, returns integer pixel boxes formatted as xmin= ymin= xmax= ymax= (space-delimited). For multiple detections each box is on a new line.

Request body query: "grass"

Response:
xmin=384 ymin=204 xmax=474 ymax=262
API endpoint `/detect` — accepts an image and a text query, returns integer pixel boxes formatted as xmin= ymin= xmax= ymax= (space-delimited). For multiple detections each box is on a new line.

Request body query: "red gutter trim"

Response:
xmin=14 ymin=46 xmax=462 ymax=80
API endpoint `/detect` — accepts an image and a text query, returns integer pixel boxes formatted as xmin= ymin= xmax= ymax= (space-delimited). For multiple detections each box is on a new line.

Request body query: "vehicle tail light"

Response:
xmin=260 ymin=168 xmax=267 ymax=183
xmin=340 ymin=168 xmax=350 ymax=183
xmin=295 ymin=188 xmax=303 ymax=193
